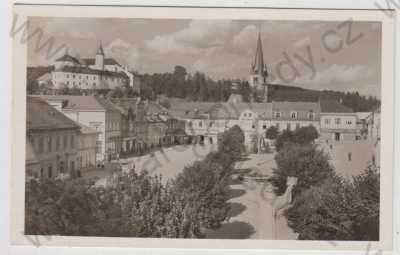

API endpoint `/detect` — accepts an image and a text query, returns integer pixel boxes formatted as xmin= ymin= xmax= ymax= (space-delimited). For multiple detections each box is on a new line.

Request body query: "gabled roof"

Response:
xmin=27 ymin=97 xmax=80 ymax=131
xmin=272 ymin=101 xmax=320 ymax=112
xmin=36 ymin=95 xmax=119 ymax=112
xmin=55 ymin=54 xmax=81 ymax=65
xmin=320 ymin=99 xmax=353 ymax=113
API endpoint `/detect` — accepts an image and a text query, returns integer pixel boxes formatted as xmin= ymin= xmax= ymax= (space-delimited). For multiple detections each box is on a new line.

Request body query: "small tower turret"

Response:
xmin=95 ymin=41 xmax=105 ymax=70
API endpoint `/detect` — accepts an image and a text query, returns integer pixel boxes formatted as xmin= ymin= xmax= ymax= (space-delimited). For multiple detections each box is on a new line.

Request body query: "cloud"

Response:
xmin=145 ymin=20 xmax=234 ymax=54
xmin=232 ymin=24 xmax=258 ymax=53
xmin=44 ymin=18 xmax=97 ymax=39
xmin=105 ymin=38 xmax=142 ymax=70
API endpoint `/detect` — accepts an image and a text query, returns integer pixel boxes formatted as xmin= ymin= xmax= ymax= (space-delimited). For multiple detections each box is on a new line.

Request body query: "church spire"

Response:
xmin=252 ymin=27 xmax=266 ymax=75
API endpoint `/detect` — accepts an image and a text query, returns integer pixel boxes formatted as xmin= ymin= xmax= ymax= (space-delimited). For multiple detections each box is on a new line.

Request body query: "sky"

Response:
xmin=27 ymin=17 xmax=381 ymax=98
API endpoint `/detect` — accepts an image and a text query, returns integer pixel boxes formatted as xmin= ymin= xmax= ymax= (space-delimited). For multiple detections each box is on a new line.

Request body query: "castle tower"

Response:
xmin=95 ymin=41 xmax=105 ymax=70
xmin=249 ymin=29 xmax=268 ymax=102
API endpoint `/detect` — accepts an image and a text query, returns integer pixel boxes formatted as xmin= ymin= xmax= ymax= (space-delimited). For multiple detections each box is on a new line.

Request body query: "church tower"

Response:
xmin=249 ymin=29 xmax=268 ymax=102
xmin=95 ymin=41 xmax=105 ymax=70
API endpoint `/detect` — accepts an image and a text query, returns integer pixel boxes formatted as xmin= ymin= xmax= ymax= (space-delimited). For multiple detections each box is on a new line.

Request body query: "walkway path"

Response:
xmin=205 ymin=154 xmax=298 ymax=240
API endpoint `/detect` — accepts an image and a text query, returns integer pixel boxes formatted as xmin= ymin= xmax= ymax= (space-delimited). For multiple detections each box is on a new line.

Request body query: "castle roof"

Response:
xmin=55 ymin=54 xmax=81 ymax=65
xmin=54 ymin=65 xmax=128 ymax=79
xmin=81 ymin=58 xmax=120 ymax=66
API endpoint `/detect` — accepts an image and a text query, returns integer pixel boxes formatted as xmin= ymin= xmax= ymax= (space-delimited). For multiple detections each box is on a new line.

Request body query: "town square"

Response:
xmin=24 ymin=17 xmax=381 ymax=240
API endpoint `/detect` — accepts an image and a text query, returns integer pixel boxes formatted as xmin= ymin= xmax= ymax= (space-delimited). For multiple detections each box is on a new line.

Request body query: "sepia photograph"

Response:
xmin=10 ymin=5 xmax=395 ymax=250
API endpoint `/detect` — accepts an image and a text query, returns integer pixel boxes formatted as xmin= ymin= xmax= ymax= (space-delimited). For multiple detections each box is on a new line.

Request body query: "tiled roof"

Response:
xmin=55 ymin=54 xmax=81 ymax=65
xmin=272 ymin=101 xmax=320 ymax=111
xmin=272 ymin=101 xmax=320 ymax=120
xmin=37 ymin=95 xmax=119 ymax=112
xmin=320 ymin=99 xmax=353 ymax=113
xmin=27 ymin=97 xmax=80 ymax=131
xmin=81 ymin=58 xmax=120 ymax=66
xmin=55 ymin=65 xmax=128 ymax=79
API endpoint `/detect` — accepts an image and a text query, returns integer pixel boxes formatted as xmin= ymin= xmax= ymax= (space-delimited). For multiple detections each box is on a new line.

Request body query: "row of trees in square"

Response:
xmin=25 ymin=125 xmax=246 ymax=237
xmin=268 ymin=126 xmax=380 ymax=240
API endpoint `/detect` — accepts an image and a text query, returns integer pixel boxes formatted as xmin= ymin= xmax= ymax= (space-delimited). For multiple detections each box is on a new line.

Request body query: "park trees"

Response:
xmin=265 ymin=126 xmax=279 ymax=140
xmin=285 ymin=165 xmax=380 ymax=240
xmin=217 ymin=125 xmax=245 ymax=160
xmin=269 ymin=143 xmax=334 ymax=196
xmin=274 ymin=126 xmax=319 ymax=151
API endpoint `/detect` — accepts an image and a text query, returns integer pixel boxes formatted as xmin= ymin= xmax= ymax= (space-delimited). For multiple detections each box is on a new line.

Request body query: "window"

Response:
xmin=70 ymin=136 xmax=74 ymax=148
xmin=38 ymin=137 xmax=44 ymax=153
xmin=40 ymin=168 xmax=44 ymax=178
xmin=252 ymin=124 xmax=255 ymax=129
xmin=199 ymin=121 xmax=202 ymax=127
xmin=63 ymin=135 xmax=68 ymax=149
xmin=275 ymin=112 xmax=281 ymax=118
xmin=47 ymin=136 xmax=52 ymax=152
xmin=56 ymin=136 xmax=60 ymax=150
xmin=253 ymin=77 xmax=258 ymax=83
xmin=263 ymin=124 xmax=267 ymax=129
xmin=243 ymin=113 xmax=247 ymax=117
xmin=324 ymin=118 xmax=330 ymax=125
xmin=346 ymin=120 xmax=353 ymax=125
xmin=335 ymin=118 xmax=341 ymax=125
xmin=290 ymin=111 xmax=297 ymax=119
xmin=249 ymin=113 xmax=252 ymax=117
xmin=308 ymin=112 xmax=314 ymax=120
xmin=66 ymin=74 xmax=69 ymax=78
xmin=73 ymin=74 xmax=76 ymax=78
xmin=276 ymin=123 xmax=280 ymax=129
xmin=287 ymin=123 xmax=291 ymax=130
xmin=48 ymin=166 xmax=53 ymax=178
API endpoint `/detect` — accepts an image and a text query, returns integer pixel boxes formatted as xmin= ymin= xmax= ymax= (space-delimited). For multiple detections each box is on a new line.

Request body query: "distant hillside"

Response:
xmin=267 ymin=84 xmax=380 ymax=112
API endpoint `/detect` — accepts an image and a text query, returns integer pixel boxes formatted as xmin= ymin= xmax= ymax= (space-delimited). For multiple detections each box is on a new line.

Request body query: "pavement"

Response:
xmin=205 ymin=153 xmax=298 ymax=240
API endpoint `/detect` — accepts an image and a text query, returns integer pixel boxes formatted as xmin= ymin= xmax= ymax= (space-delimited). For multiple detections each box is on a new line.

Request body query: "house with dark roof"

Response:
xmin=36 ymin=95 xmax=122 ymax=162
xmin=319 ymin=99 xmax=358 ymax=141
xmin=26 ymin=97 xmax=81 ymax=179
xmin=271 ymin=101 xmax=320 ymax=132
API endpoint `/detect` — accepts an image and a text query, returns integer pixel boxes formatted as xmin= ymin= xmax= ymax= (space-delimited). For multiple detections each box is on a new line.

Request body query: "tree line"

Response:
xmin=267 ymin=126 xmax=379 ymax=240
xmin=25 ymin=125 xmax=246 ymax=238
xmin=27 ymin=65 xmax=380 ymax=112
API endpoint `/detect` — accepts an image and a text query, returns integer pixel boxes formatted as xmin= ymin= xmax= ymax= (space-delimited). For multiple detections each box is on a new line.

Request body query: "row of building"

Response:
xmin=26 ymin=95 xmax=186 ymax=180
xmin=168 ymin=94 xmax=380 ymax=152
xmin=26 ymin=93 xmax=379 ymax=180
